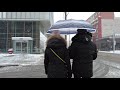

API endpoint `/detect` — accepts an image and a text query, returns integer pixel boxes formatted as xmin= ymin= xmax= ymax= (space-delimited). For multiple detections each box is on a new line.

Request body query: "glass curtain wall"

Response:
xmin=0 ymin=21 xmax=44 ymax=54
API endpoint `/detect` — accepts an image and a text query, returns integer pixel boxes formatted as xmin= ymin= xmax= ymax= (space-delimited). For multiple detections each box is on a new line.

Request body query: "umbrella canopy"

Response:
xmin=47 ymin=19 xmax=96 ymax=34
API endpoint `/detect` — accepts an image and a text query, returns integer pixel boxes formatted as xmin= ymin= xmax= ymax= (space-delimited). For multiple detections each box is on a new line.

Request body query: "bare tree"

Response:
xmin=64 ymin=12 xmax=69 ymax=20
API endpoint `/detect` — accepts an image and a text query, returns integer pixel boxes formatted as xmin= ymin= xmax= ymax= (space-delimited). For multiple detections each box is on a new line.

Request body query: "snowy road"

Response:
xmin=97 ymin=59 xmax=120 ymax=78
xmin=0 ymin=51 xmax=120 ymax=78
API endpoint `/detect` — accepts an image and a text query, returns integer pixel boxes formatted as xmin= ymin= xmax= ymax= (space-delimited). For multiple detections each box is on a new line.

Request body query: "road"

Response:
xmin=0 ymin=61 xmax=106 ymax=78
xmin=0 ymin=52 xmax=120 ymax=78
xmin=93 ymin=52 xmax=120 ymax=78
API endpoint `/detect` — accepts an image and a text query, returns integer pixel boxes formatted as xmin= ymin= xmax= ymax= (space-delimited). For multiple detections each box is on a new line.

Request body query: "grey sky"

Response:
xmin=54 ymin=12 xmax=120 ymax=23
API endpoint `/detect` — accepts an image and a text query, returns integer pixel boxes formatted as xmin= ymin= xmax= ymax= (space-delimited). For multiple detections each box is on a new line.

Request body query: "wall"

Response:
xmin=113 ymin=17 xmax=120 ymax=34
xmin=101 ymin=19 xmax=114 ymax=37
xmin=100 ymin=12 xmax=114 ymax=19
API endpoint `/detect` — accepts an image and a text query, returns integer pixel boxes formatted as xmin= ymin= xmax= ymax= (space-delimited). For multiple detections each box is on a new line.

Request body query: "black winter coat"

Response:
xmin=68 ymin=33 xmax=97 ymax=78
xmin=44 ymin=38 xmax=72 ymax=78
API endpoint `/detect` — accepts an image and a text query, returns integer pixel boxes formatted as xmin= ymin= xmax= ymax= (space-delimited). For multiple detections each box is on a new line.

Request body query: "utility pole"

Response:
xmin=64 ymin=12 xmax=70 ymax=46
xmin=64 ymin=12 xmax=67 ymax=41
xmin=112 ymin=21 xmax=116 ymax=53
xmin=113 ymin=34 xmax=115 ymax=53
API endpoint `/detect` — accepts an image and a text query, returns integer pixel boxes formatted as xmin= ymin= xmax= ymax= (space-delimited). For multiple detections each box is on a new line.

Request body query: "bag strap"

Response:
xmin=50 ymin=48 xmax=66 ymax=64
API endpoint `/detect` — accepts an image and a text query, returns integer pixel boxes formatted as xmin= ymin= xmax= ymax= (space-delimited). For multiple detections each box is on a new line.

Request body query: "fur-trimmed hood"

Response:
xmin=46 ymin=35 xmax=67 ymax=49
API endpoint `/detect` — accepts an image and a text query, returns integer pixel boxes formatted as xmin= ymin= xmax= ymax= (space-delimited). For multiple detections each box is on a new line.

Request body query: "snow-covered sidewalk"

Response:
xmin=0 ymin=50 xmax=120 ymax=66
xmin=0 ymin=53 xmax=44 ymax=66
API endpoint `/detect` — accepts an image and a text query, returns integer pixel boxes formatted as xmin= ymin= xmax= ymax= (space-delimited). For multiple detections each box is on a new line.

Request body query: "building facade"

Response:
xmin=86 ymin=12 xmax=120 ymax=51
xmin=0 ymin=12 xmax=54 ymax=54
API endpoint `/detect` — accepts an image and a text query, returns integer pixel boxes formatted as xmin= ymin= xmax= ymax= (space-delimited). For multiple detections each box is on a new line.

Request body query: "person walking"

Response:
xmin=68 ymin=29 xmax=98 ymax=78
xmin=44 ymin=31 xmax=72 ymax=78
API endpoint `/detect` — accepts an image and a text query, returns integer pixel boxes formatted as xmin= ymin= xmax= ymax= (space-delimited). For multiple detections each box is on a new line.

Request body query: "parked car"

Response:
xmin=8 ymin=48 xmax=13 ymax=54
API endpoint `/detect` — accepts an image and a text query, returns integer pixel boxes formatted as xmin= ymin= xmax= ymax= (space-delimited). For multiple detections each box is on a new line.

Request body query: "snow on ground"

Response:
xmin=0 ymin=50 xmax=120 ymax=66
xmin=0 ymin=53 xmax=44 ymax=66
xmin=99 ymin=50 xmax=120 ymax=54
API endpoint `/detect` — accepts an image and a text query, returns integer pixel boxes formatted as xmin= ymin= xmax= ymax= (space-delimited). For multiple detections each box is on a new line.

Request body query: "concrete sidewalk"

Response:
xmin=0 ymin=60 xmax=103 ymax=78
xmin=0 ymin=52 xmax=109 ymax=78
xmin=0 ymin=65 xmax=47 ymax=78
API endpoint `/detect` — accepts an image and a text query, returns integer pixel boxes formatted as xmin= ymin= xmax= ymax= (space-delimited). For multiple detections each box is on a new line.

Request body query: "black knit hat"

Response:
xmin=77 ymin=29 xmax=92 ymax=37
xmin=77 ymin=29 xmax=87 ymax=34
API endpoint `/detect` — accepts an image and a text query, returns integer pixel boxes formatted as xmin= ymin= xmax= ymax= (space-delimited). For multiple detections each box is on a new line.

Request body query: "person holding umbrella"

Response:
xmin=68 ymin=29 xmax=98 ymax=78
xmin=44 ymin=30 xmax=72 ymax=78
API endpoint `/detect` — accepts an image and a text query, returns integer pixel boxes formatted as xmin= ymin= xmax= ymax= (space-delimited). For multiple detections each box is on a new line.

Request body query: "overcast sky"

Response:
xmin=54 ymin=12 xmax=120 ymax=23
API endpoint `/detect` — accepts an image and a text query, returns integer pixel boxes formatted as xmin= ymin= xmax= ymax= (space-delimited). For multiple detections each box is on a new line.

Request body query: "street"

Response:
xmin=0 ymin=52 xmax=120 ymax=78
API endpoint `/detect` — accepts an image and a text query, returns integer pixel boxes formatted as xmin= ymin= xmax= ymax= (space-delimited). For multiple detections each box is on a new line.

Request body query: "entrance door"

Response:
xmin=22 ymin=42 xmax=28 ymax=53
xmin=16 ymin=41 xmax=28 ymax=53
xmin=16 ymin=42 xmax=21 ymax=53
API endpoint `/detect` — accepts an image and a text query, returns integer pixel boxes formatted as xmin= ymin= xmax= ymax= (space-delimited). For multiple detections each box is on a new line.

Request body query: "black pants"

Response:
xmin=72 ymin=62 xmax=93 ymax=78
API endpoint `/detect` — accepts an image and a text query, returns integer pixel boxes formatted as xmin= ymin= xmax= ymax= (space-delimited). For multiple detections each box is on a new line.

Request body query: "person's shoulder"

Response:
xmin=89 ymin=41 xmax=96 ymax=46
xmin=90 ymin=41 xmax=96 ymax=44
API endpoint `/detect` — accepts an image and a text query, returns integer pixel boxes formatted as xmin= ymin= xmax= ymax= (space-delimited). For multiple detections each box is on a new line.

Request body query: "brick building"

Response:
xmin=87 ymin=12 xmax=120 ymax=51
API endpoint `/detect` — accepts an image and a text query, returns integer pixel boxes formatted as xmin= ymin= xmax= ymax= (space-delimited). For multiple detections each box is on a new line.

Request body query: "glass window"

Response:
xmin=34 ymin=12 xmax=40 ymax=19
xmin=16 ymin=21 xmax=24 ymax=29
xmin=16 ymin=33 xmax=23 ymax=37
xmin=11 ymin=12 xmax=17 ymax=19
xmin=0 ymin=12 xmax=2 ymax=18
xmin=7 ymin=39 xmax=12 ymax=49
xmin=25 ymin=22 xmax=32 ymax=35
xmin=16 ymin=12 xmax=21 ymax=18
xmin=21 ymin=12 xmax=26 ymax=18
xmin=31 ymin=12 xmax=35 ymax=19
xmin=8 ymin=33 xmax=15 ymax=39
xmin=24 ymin=33 xmax=32 ymax=37
xmin=8 ymin=21 xmax=15 ymax=33
xmin=26 ymin=12 xmax=31 ymax=19
xmin=15 ymin=22 xmax=24 ymax=33
xmin=0 ymin=39 xmax=6 ymax=50
xmin=0 ymin=21 xmax=7 ymax=33
xmin=0 ymin=34 xmax=7 ymax=39
xmin=7 ymin=12 xmax=12 ymax=18
xmin=3 ymin=12 xmax=6 ymax=18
